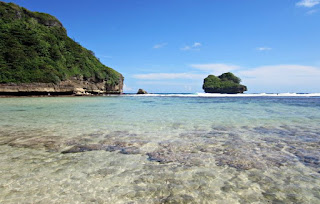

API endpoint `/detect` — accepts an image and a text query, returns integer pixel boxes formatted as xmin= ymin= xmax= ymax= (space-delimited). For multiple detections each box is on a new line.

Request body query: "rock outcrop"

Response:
xmin=0 ymin=76 xmax=124 ymax=96
xmin=105 ymin=75 xmax=124 ymax=94
xmin=137 ymin=89 xmax=148 ymax=94
xmin=203 ymin=72 xmax=247 ymax=94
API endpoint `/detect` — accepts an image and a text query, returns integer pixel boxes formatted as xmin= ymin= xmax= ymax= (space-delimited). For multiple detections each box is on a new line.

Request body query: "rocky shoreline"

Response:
xmin=0 ymin=76 xmax=124 ymax=96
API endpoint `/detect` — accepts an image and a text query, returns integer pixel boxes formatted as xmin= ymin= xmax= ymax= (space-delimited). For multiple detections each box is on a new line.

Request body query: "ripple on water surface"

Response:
xmin=0 ymin=96 xmax=320 ymax=203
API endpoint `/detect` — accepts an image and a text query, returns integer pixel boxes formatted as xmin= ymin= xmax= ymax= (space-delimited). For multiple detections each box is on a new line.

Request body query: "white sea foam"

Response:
xmin=124 ymin=93 xmax=320 ymax=97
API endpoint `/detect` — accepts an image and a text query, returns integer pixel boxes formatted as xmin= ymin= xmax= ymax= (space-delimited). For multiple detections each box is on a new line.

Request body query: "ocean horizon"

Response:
xmin=122 ymin=92 xmax=320 ymax=97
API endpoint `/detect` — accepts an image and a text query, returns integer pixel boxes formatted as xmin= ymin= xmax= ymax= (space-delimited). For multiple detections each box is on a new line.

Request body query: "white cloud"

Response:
xmin=296 ymin=0 xmax=320 ymax=7
xmin=306 ymin=9 xmax=318 ymax=14
xmin=133 ymin=73 xmax=206 ymax=80
xmin=135 ymin=81 xmax=200 ymax=93
xmin=239 ymin=65 xmax=320 ymax=79
xmin=193 ymin=42 xmax=202 ymax=47
xmin=153 ymin=43 xmax=167 ymax=49
xmin=238 ymin=65 xmax=320 ymax=92
xmin=181 ymin=42 xmax=202 ymax=51
xmin=132 ymin=64 xmax=320 ymax=93
xmin=133 ymin=63 xmax=239 ymax=81
xmin=181 ymin=46 xmax=191 ymax=51
xmin=137 ymin=81 xmax=199 ymax=86
xmin=256 ymin=47 xmax=272 ymax=51
xmin=123 ymin=84 xmax=133 ymax=91
xmin=190 ymin=63 xmax=240 ymax=75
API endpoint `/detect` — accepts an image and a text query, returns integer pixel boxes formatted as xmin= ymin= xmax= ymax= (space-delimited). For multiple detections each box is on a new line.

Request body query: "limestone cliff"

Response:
xmin=0 ymin=2 xmax=123 ymax=95
xmin=0 ymin=76 xmax=123 ymax=95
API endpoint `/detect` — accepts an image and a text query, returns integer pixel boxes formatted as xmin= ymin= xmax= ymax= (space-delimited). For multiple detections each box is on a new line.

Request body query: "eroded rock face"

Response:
xmin=105 ymin=75 xmax=124 ymax=94
xmin=203 ymin=86 xmax=247 ymax=94
xmin=0 ymin=76 xmax=124 ymax=96
xmin=137 ymin=89 xmax=148 ymax=94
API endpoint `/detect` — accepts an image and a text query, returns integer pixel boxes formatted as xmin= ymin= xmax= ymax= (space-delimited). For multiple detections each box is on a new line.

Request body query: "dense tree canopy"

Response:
xmin=0 ymin=2 xmax=121 ymax=85
xmin=218 ymin=72 xmax=241 ymax=84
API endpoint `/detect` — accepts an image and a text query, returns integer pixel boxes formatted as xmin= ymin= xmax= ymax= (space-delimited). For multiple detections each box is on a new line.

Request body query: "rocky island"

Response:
xmin=0 ymin=2 xmax=123 ymax=96
xmin=137 ymin=89 xmax=148 ymax=94
xmin=203 ymin=72 xmax=247 ymax=94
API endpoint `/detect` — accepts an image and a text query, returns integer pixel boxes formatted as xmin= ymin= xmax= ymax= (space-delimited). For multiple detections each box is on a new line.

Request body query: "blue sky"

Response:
xmin=4 ymin=0 xmax=320 ymax=93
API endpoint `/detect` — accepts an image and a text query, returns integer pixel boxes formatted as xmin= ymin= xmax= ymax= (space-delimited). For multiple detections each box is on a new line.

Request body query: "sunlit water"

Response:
xmin=0 ymin=94 xmax=320 ymax=203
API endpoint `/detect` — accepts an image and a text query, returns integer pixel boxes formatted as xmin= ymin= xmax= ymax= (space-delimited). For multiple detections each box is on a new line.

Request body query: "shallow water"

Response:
xmin=0 ymin=95 xmax=320 ymax=203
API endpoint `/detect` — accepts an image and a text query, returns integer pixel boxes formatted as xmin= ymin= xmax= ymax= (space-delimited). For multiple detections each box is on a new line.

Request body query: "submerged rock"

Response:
xmin=214 ymin=138 xmax=295 ymax=170
xmin=7 ymin=136 xmax=63 ymax=152
xmin=146 ymin=142 xmax=207 ymax=166
xmin=287 ymin=147 xmax=320 ymax=169
xmin=61 ymin=134 xmax=145 ymax=155
xmin=61 ymin=143 xmax=143 ymax=155
xmin=3 ymin=124 xmax=319 ymax=174
xmin=119 ymin=146 xmax=141 ymax=154
xmin=61 ymin=144 xmax=106 ymax=154
xmin=160 ymin=194 xmax=195 ymax=203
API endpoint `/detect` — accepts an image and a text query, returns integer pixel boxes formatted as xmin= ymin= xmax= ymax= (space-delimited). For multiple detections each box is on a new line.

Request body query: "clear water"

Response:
xmin=0 ymin=95 xmax=320 ymax=203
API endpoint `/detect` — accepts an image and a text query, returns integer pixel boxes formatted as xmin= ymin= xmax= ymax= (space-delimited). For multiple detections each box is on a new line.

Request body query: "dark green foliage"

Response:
xmin=0 ymin=2 xmax=121 ymax=85
xmin=203 ymin=73 xmax=247 ymax=94
xmin=218 ymin=72 xmax=241 ymax=84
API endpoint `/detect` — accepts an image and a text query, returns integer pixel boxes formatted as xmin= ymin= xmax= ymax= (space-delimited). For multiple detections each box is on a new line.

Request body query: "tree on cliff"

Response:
xmin=0 ymin=2 xmax=122 ymax=87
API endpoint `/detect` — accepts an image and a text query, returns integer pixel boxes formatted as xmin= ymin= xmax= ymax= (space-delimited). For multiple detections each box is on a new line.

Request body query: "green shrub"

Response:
xmin=218 ymin=72 xmax=241 ymax=84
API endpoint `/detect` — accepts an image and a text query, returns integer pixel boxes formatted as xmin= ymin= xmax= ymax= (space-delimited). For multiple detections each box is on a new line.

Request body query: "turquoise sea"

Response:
xmin=0 ymin=93 xmax=320 ymax=203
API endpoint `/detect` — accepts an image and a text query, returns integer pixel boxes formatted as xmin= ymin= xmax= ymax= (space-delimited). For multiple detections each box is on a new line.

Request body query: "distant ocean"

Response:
xmin=0 ymin=94 xmax=319 ymax=203
xmin=123 ymin=92 xmax=320 ymax=97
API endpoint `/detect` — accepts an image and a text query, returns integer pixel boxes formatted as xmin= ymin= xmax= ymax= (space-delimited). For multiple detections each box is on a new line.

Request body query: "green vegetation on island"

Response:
xmin=0 ymin=2 xmax=122 ymax=87
xmin=203 ymin=72 xmax=247 ymax=94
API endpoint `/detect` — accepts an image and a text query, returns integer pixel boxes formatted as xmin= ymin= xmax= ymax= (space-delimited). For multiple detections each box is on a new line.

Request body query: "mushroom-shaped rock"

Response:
xmin=203 ymin=72 xmax=247 ymax=94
